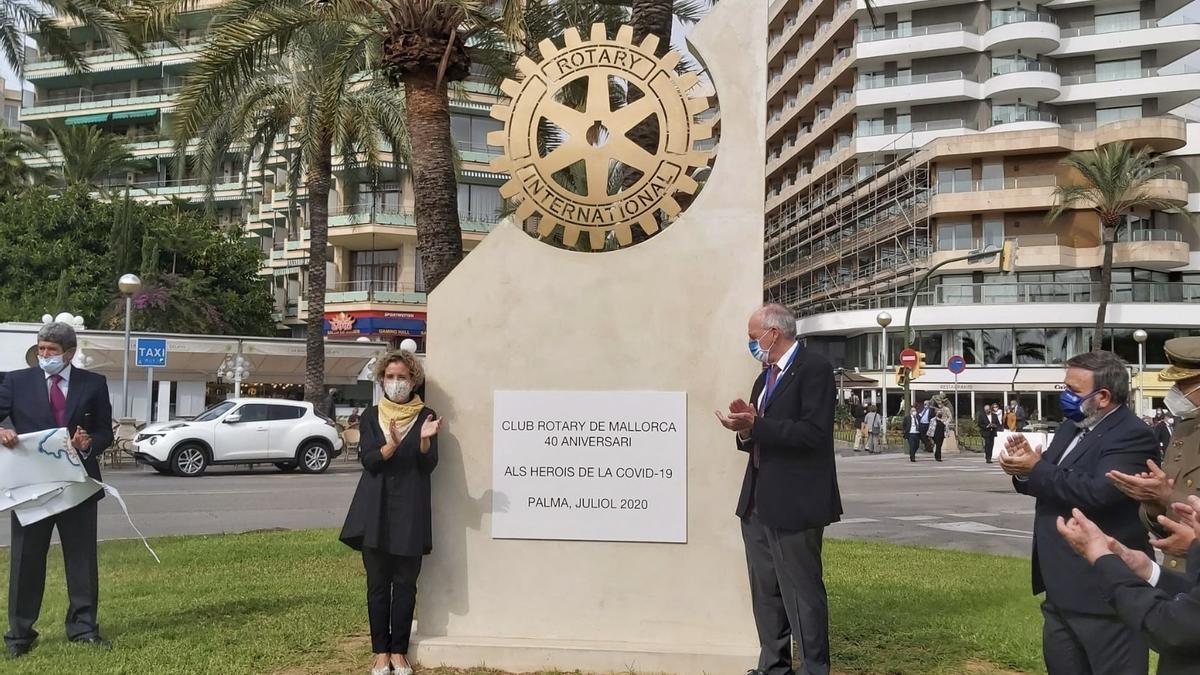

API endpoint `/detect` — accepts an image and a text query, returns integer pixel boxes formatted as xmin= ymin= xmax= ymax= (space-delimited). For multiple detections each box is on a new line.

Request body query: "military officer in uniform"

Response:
xmin=1108 ymin=336 xmax=1200 ymax=575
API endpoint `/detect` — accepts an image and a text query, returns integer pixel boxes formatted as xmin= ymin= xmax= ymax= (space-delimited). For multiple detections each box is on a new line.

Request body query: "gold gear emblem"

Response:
xmin=489 ymin=23 xmax=713 ymax=250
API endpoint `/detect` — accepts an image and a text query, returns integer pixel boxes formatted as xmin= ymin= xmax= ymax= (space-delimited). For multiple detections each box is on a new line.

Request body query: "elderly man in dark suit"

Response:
xmin=1001 ymin=350 xmax=1158 ymax=675
xmin=1056 ymin=498 xmax=1200 ymax=675
xmin=0 ymin=322 xmax=114 ymax=657
xmin=978 ymin=404 xmax=999 ymax=463
xmin=717 ymin=303 xmax=842 ymax=675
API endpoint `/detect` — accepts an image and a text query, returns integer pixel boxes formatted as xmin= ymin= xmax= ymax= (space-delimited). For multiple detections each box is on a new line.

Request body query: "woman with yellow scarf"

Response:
xmin=339 ymin=349 xmax=441 ymax=675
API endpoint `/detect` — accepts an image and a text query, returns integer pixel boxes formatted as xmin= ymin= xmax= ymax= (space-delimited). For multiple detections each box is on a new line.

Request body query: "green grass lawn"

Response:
xmin=0 ymin=530 xmax=1050 ymax=674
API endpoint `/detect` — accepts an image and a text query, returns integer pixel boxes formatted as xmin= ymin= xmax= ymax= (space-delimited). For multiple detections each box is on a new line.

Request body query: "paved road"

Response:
xmin=830 ymin=450 xmax=1033 ymax=557
xmin=0 ymin=452 xmax=1036 ymax=557
xmin=0 ymin=464 xmax=364 ymax=548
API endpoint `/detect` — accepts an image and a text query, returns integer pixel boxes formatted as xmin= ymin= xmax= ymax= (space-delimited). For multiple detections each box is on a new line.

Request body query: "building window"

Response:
xmin=3 ymin=104 xmax=17 ymax=129
xmin=937 ymin=222 xmax=972 ymax=250
xmin=350 ymin=249 xmax=399 ymax=292
xmin=857 ymin=118 xmax=883 ymax=136
xmin=981 ymin=161 xmax=1004 ymax=190
xmin=1045 ymin=328 xmax=1080 ymax=365
xmin=1096 ymin=105 xmax=1141 ymax=125
xmin=983 ymin=329 xmax=1014 ymax=365
xmin=937 ymin=166 xmax=971 ymax=193
xmin=951 ymin=329 xmax=980 ymax=364
xmin=451 ymin=114 xmax=504 ymax=153
xmin=457 ymin=183 xmax=502 ymax=223
xmin=414 ymin=249 xmax=426 ymax=293
xmin=1094 ymin=10 xmax=1140 ymax=33
xmin=983 ymin=220 xmax=1004 ymax=248
xmin=1095 ymin=58 xmax=1142 ymax=82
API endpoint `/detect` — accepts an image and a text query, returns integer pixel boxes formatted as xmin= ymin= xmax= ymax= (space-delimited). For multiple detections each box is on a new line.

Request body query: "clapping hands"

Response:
xmin=999 ymin=433 xmax=1042 ymax=478
xmin=1150 ymin=497 xmax=1200 ymax=558
xmin=715 ymin=399 xmax=757 ymax=434
xmin=1107 ymin=459 xmax=1173 ymax=508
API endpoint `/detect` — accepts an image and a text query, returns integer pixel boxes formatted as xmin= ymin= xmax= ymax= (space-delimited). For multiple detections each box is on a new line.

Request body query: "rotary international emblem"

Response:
xmin=489 ymin=24 xmax=713 ymax=250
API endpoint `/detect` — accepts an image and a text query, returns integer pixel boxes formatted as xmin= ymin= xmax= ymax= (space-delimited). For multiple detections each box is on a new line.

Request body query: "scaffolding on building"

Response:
xmin=765 ymin=132 xmax=936 ymax=317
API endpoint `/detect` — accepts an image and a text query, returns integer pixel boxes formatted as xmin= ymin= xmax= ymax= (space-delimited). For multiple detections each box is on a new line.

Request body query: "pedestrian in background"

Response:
xmin=904 ymin=407 xmax=922 ymax=462
xmin=979 ymin=404 xmax=999 ymax=463
xmin=862 ymin=404 xmax=883 ymax=454
xmin=850 ymin=395 xmax=866 ymax=452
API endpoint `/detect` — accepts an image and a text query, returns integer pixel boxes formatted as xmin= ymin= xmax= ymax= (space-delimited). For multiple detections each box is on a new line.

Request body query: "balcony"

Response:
xmin=984 ymin=62 xmax=1060 ymax=101
xmin=854 ymin=119 xmax=976 ymax=154
xmin=987 ymin=109 xmax=1059 ymax=133
xmin=985 ymin=12 xmax=1060 ymax=53
xmin=455 ymin=140 xmax=503 ymax=164
xmin=856 ymin=71 xmax=980 ymax=108
xmin=23 ymin=85 xmax=182 ymax=120
xmin=97 ymin=176 xmax=250 ymax=202
xmin=328 ymin=205 xmax=416 ymax=248
xmin=930 ymin=228 xmax=1189 ymax=272
xmin=26 ymin=37 xmax=207 ymax=80
xmin=930 ymin=175 xmax=1059 ymax=215
xmin=1055 ymin=68 xmax=1200 ymax=109
xmin=856 ymin=23 xmax=982 ymax=60
xmin=326 ymin=280 xmax=428 ymax=307
xmin=1054 ymin=19 xmax=1200 ymax=63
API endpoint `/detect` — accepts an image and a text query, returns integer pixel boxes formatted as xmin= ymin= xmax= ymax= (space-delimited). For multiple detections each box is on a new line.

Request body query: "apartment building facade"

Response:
xmin=20 ymin=1 xmax=507 ymax=350
xmin=765 ymin=0 xmax=1200 ymax=419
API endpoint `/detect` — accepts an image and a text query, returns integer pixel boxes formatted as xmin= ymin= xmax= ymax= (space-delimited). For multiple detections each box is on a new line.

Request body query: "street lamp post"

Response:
xmin=1133 ymin=329 xmax=1148 ymax=415
xmin=900 ymin=243 xmax=1016 ymax=410
xmin=118 ymin=273 xmax=142 ymax=419
xmin=877 ymin=311 xmax=892 ymax=445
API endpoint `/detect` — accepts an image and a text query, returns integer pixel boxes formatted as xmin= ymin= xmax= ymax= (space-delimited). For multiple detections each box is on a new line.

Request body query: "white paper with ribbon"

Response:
xmin=0 ymin=428 xmax=160 ymax=562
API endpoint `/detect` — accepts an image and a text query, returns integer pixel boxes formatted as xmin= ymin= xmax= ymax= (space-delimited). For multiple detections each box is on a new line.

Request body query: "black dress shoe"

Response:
xmin=6 ymin=641 xmax=32 ymax=658
xmin=71 ymin=636 xmax=112 ymax=650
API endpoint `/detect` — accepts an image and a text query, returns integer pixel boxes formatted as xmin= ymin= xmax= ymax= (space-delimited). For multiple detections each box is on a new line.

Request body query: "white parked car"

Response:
xmin=133 ymin=398 xmax=343 ymax=477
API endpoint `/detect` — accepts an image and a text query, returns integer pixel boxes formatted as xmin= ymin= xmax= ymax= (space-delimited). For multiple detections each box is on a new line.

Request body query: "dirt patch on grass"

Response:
xmin=961 ymin=660 xmax=1027 ymax=675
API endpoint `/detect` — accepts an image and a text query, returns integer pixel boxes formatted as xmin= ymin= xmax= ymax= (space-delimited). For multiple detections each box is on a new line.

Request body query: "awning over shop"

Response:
xmin=908 ymin=368 xmax=1018 ymax=392
xmin=1013 ymin=367 xmax=1069 ymax=392
xmin=110 ymin=109 xmax=158 ymax=120
xmin=64 ymin=331 xmax=382 ymax=384
xmin=241 ymin=340 xmax=384 ymax=383
xmin=64 ymin=113 xmax=109 ymax=125
xmin=834 ymin=371 xmax=879 ymax=387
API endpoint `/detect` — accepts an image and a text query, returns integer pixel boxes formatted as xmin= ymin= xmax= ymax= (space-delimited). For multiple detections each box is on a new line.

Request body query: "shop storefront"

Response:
xmin=324 ymin=310 xmax=426 ymax=351
xmin=0 ymin=323 xmax=386 ymax=424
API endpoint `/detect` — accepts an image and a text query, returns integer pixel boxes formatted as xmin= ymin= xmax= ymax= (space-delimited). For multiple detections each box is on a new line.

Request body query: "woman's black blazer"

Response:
xmin=339 ymin=405 xmax=439 ymax=556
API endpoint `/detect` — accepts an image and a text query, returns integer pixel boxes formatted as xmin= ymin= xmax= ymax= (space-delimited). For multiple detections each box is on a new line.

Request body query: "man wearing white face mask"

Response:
xmin=1108 ymin=337 xmax=1200 ymax=575
xmin=0 ymin=322 xmax=114 ymax=657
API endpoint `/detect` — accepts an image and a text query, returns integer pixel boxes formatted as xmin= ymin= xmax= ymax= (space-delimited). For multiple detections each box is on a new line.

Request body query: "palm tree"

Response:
xmin=173 ymin=18 xmax=409 ymax=405
xmin=0 ymin=128 xmax=48 ymax=195
xmin=0 ymin=0 xmax=153 ymax=75
xmin=1049 ymin=141 xmax=1186 ymax=348
xmin=174 ymin=0 xmax=708 ymax=289
xmin=46 ymin=121 xmax=141 ymax=195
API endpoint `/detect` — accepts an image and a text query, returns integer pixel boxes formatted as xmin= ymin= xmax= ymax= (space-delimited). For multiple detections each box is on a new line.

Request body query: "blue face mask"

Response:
xmin=1060 ymin=388 xmax=1103 ymax=422
xmin=38 ymin=354 xmax=66 ymax=375
xmin=748 ymin=329 xmax=776 ymax=364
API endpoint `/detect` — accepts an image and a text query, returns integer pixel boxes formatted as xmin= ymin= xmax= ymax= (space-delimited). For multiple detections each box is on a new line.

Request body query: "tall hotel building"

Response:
xmin=765 ymin=0 xmax=1200 ymax=418
xmin=19 ymin=1 xmax=507 ymax=350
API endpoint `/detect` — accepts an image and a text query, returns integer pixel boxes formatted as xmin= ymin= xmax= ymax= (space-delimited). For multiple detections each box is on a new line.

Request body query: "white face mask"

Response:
xmin=1164 ymin=384 xmax=1200 ymax=420
xmin=383 ymin=379 xmax=412 ymax=402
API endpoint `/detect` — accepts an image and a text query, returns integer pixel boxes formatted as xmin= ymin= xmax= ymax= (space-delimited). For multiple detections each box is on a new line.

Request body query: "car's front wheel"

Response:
xmin=170 ymin=444 xmax=208 ymax=477
xmin=298 ymin=441 xmax=331 ymax=474
xmin=274 ymin=462 xmax=297 ymax=473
